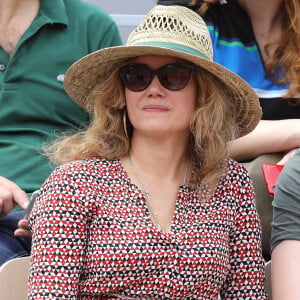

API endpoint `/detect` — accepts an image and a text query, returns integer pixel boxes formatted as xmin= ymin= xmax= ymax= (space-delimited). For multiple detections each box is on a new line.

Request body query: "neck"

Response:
xmin=238 ymin=0 xmax=283 ymax=32
xmin=238 ymin=0 xmax=283 ymax=59
xmin=0 ymin=0 xmax=40 ymax=22
xmin=238 ymin=0 xmax=283 ymax=17
xmin=128 ymin=131 xmax=191 ymax=183
xmin=0 ymin=0 xmax=40 ymax=57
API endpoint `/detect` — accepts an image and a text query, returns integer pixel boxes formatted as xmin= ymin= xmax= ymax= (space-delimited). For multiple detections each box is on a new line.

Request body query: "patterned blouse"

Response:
xmin=28 ymin=158 xmax=267 ymax=299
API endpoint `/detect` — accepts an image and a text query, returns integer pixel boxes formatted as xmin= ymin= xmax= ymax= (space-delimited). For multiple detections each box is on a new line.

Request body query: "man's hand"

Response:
xmin=0 ymin=176 xmax=29 ymax=218
xmin=14 ymin=218 xmax=32 ymax=239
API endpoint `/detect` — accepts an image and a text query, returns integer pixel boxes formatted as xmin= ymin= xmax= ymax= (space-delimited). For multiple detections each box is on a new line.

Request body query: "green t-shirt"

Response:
xmin=0 ymin=0 xmax=122 ymax=204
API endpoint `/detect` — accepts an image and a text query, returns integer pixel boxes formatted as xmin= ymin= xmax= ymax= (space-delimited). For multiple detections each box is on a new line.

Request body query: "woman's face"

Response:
xmin=123 ymin=55 xmax=197 ymax=138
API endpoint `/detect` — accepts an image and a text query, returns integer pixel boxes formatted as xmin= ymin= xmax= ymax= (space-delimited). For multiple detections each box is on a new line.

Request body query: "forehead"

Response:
xmin=129 ymin=55 xmax=189 ymax=67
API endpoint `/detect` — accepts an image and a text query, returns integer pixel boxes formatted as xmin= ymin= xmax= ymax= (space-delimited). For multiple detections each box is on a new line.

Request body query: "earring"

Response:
xmin=123 ymin=109 xmax=128 ymax=138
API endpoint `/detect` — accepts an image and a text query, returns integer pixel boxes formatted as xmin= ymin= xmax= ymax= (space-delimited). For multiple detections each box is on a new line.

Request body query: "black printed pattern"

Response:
xmin=28 ymin=158 xmax=267 ymax=299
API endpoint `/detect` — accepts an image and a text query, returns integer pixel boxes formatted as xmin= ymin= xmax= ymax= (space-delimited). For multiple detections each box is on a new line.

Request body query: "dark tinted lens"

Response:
xmin=119 ymin=64 xmax=152 ymax=91
xmin=159 ymin=64 xmax=193 ymax=90
xmin=119 ymin=63 xmax=194 ymax=92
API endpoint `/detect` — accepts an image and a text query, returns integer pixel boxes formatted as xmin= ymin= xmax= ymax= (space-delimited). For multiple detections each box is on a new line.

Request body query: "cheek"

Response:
xmin=185 ymin=79 xmax=198 ymax=112
xmin=179 ymin=82 xmax=198 ymax=124
xmin=125 ymin=89 xmax=137 ymax=110
xmin=124 ymin=88 xmax=131 ymax=104
xmin=181 ymin=102 xmax=197 ymax=124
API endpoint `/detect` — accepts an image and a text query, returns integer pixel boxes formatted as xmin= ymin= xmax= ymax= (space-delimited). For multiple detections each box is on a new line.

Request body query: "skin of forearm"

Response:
xmin=228 ymin=119 xmax=300 ymax=161
xmin=272 ymin=240 xmax=300 ymax=300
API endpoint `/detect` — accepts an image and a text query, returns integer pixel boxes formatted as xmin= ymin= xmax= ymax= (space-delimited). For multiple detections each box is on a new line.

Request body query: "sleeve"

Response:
xmin=27 ymin=166 xmax=93 ymax=299
xmin=221 ymin=164 xmax=267 ymax=299
xmin=96 ymin=16 xmax=123 ymax=49
xmin=271 ymin=149 xmax=300 ymax=251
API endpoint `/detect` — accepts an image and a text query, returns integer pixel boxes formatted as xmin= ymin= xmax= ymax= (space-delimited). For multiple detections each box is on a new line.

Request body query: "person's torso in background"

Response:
xmin=0 ymin=0 xmax=122 ymax=197
xmin=204 ymin=0 xmax=300 ymax=120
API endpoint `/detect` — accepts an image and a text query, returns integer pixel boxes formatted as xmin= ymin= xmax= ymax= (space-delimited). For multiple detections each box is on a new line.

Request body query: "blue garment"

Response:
xmin=203 ymin=0 xmax=300 ymax=120
xmin=0 ymin=211 xmax=31 ymax=265
xmin=157 ymin=0 xmax=300 ymax=120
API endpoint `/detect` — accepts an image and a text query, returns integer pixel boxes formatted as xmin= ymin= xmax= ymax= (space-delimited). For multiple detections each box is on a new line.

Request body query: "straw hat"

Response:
xmin=64 ymin=5 xmax=261 ymax=136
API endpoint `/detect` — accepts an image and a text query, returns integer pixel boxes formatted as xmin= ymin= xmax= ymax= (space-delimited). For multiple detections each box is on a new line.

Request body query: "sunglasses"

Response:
xmin=119 ymin=63 xmax=196 ymax=92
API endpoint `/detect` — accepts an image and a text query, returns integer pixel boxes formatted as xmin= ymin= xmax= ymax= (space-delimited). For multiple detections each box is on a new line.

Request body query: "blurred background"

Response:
xmin=83 ymin=0 xmax=156 ymax=43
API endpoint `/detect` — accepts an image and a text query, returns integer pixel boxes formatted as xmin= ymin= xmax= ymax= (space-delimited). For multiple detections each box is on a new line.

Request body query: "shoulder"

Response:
xmin=215 ymin=159 xmax=259 ymax=223
xmin=48 ymin=158 xmax=124 ymax=189
xmin=36 ymin=158 xmax=122 ymax=209
xmin=62 ymin=0 xmax=122 ymax=47
xmin=223 ymin=158 xmax=250 ymax=184
xmin=215 ymin=158 xmax=254 ymax=205
xmin=274 ymin=150 xmax=300 ymax=207
xmin=277 ymin=150 xmax=300 ymax=187
xmin=63 ymin=0 xmax=119 ymax=30
xmin=50 ymin=158 xmax=120 ymax=182
xmin=63 ymin=0 xmax=112 ymax=19
xmin=271 ymin=150 xmax=300 ymax=249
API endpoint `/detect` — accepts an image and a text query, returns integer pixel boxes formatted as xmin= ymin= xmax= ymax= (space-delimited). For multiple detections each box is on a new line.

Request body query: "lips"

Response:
xmin=143 ymin=104 xmax=169 ymax=112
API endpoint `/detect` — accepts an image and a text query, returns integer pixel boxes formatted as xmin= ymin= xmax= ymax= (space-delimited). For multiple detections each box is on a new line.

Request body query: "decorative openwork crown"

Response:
xmin=127 ymin=5 xmax=213 ymax=61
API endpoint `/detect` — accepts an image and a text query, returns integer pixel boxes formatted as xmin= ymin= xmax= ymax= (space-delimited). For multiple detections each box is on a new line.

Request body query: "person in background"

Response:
xmin=271 ymin=149 xmax=300 ymax=300
xmin=28 ymin=5 xmax=267 ymax=299
xmin=157 ymin=0 xmax=300 ymax=261
xmin=0 ymin=0 xmax=122 ymax=265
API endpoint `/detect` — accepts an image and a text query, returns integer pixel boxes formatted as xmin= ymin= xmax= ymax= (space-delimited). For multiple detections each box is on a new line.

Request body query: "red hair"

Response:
xmin=266 ymin=0 xmax=300 ymax=97
xmin=193 ymin=0 xmax=300 ymax=98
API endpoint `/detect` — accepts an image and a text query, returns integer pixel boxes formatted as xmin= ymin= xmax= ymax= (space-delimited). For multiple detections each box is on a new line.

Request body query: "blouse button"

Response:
xmin=0 ymin=64 xmax=6 ymax=71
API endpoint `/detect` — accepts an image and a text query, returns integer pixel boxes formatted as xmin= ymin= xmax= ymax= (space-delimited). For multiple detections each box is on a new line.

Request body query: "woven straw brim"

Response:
xmin=64 ymin=45 xmax=261 ymax=137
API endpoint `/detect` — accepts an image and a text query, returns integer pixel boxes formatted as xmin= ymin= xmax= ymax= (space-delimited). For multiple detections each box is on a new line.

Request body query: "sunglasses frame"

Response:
xmin=119 ymin=63 xmax=197 ymax=92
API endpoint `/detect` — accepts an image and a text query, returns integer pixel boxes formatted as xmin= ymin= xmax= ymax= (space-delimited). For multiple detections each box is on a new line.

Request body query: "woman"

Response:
xmin=158 ymin=0 xmax=300 ymax=261
xmin=28 ymin=5 xmax=266 ymax=299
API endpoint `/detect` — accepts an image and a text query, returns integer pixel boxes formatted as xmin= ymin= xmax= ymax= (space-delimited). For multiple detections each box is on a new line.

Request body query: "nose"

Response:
xmin=145 ymin=75 xmax=167 ymax=97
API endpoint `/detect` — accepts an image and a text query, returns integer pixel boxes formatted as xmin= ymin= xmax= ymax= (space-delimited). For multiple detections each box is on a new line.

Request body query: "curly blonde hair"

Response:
xmin=45 ymin=69 xmax=129 ymax=163
xmin=192 ymin=0 xmax=300 ymax=98
xmin=45 ymin=63 xmax=239 ymax=188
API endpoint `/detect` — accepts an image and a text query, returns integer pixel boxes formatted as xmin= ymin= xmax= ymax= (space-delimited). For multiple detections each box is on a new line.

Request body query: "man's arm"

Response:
xmin=0 ymin=176 xmax=29 ymax=217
